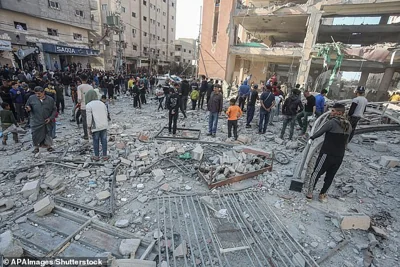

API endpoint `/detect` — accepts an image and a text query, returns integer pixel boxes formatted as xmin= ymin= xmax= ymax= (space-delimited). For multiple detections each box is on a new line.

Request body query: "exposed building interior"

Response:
xmin=200 ymin=0 xmax=400 ymax=101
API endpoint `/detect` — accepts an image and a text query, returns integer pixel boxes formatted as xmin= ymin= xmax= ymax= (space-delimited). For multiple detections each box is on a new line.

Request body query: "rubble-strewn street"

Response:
xmin=1 ymin=94 xmax=399 ymax=267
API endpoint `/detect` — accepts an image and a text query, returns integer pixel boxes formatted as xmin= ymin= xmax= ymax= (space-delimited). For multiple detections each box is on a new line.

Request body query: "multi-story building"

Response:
xmin=175 ymin=38 xmax=196 ymax=66
xmin=0 ymin=0 xmax=101 ymax=71
xmin=98 ymin=0 xmax=176 ymax=72
xmin=199 ymin=0 xmax=400 ymax=101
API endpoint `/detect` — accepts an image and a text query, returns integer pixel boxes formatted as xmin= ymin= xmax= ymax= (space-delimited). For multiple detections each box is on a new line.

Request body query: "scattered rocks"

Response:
xmin=15 ymin=172 xmax=28 ymax=184
xmin=77 ymin=171 xmax=91 ymax=178
xmin=0 ymin=199 xmax=14 ymax=212
xmin=116 ymin=175 xmax=128 ymax=182
xmin=119 ymin=239 xmax=141 ymax=257
xmin=137 ymin=184 xmax=145 ymax=190
xmin=20 ymin=180 xmax=40 ymax=198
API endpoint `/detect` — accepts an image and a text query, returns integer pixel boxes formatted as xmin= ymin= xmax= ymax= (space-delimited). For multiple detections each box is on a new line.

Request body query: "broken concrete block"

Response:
xmin=20 ymin=180 xmax=40 ymax=198
xmin=161 ymin=261 xmax=169 ymax=267
xmin=368 ymin=163 xmax=382 ymax=170
xmin=153 ymin=229 xmax=163 ymax=239
xmin=191 ymin=145 xmax=204 ymax=161
xmin=340 ymin=213 xmax=370 ymax=230
xmin=15 ymin=216 xmax=27 ymax=224
xmin=373 ymin=141 xmax=388 ymax=152
xmin=152 ymin=168 xmax=165 ymax=178
xmin=361 ymin=134 xmax=378 ymax=142
xmin=237 ymin=135 xmax=251 ymax=144
xmin=371 ymin=226 xmax=388 ymax=239
xmin=285 ymin=140 xmax=299 ymax=150
xmin=120 ymin=157 xmax=132 ymax=166
xmin=0 ymin=199 xmax=14 ymax=212
xmin=129 ymin=170 xmax=137 ymax=177
xmin=0 ymin=230 xmax=23 ymax=257
xmin=27 ymin=171 xmax=40 ymax=179
xmin=380 ymin=156 xmax=400 ymax=168
xmin=274 ymin=137 xmax=284 ymax=145
xmin=138 ymin=133 xmax=149 ymax=142
xmin=139 ymin=151 xmax=149 ymax=159
xmin=368 ymin=233 xmax=378 ymax=248
xmin=116 ymin=175 xmax=128 ymax=182
xmin=137 ymin=196 xmax=148 ymax=203
xmin=15 ymin=172 xmax=28 ymax=184
xmin=292 ymin=252 xmax=306 ymax=267
xmin=43 ymin=176 xmax=63 ymax=190
xmin=160 ymin=183 xmax=170 ymax=192
xmin=137 ymin=184 xmax=144 ymax=190
xmin=165 ymin=147 xmax=176 ymax=154
xmin=96 ymin=191 xmax=111 ymax=200
xmin=119 ymin=239 xmax=141 ymax=257
xmin=77 ymin=171 xmax=91 ymax=178
xmin=174 ymin=240 xmax=187 ymax=258
xmin=33 ymin=196 xmax=55 ymax=217
xmin=115 ymin=219 xmax=130 ymax=228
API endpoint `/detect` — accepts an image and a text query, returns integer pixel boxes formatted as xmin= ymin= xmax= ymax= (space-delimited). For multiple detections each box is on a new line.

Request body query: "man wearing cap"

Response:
xmin=306 ymin=103 xmax=352 ymax=202
xmin=348 ymin=86 xmax=368 ymax=142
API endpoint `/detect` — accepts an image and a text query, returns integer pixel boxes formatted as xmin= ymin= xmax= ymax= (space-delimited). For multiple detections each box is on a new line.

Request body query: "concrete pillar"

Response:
xmin=238 ymin=58 xmax=245 ymax=83
xmin=225 ymin=55 xmax=237 ymax=84
xmin=296 ymin=11 xmax=322 ymax=86
xmin=358 ymin=71 xmax=370 ymax=86
xmin=377 ymin=68 xmax=395 ymax=101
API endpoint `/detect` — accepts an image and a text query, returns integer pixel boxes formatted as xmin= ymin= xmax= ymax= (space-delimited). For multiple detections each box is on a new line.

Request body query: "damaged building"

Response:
xmin=198 ymin=0 xmax=400 ymax=100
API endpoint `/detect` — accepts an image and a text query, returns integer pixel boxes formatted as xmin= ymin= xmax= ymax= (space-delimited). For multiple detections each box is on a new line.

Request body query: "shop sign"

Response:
xmin=42 ymin=43 xmax=99 ymax=56
xmin=0 ymin=40 xmax=12 ymax=51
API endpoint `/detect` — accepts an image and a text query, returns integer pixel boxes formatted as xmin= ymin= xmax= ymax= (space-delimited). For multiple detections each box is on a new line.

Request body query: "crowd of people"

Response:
xmin=0 ymin=64 xmax=372 ymax=202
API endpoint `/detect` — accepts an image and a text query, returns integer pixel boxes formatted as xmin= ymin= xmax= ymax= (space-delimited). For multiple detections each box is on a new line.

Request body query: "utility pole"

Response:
xmin=195 ymin=6 xmax=203 ymax=78
xmin=113 ymin=0 xmax=124 ymax=73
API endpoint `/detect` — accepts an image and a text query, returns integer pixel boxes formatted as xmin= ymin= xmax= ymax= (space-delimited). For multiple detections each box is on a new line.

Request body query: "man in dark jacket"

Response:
xmin=199 ymin=75 xmax=208 ymax=109
xmin=206 ymin=79 xmax=214 ymax=108
xmin=207 ymin=85 xmax=223 ymax=137
xmin=179 ymin=80 xmax=190 ymax=113
xmin=54 ymin=81 xmax=65 ymax=113
xmin=166 ymin=87 xmax=179 ymax=135
xmin=238 ymin=80 xmax=250 ymax=111
xmin=306 ymin=103 xmax=352 ymax=202
xmin=246 ymin=84 xmax=259 ymax=127
xmin=280 ymin=89 xmax=303 ymax=140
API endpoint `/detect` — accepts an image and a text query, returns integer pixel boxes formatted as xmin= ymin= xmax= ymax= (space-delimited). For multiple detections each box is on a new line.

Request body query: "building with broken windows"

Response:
xmin=199 ymin=0 xmax=400 ymax=101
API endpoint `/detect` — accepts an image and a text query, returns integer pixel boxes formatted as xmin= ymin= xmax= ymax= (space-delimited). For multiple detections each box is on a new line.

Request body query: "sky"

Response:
xmin=176 ymin=0 xmax=203 ymax=39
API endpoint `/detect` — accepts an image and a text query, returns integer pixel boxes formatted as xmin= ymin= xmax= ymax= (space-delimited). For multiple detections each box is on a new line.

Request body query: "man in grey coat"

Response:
xmin=25 ymin=86 xmax=57 ymax=153
xmin=207 ymin=85 xmax=223 ymax=137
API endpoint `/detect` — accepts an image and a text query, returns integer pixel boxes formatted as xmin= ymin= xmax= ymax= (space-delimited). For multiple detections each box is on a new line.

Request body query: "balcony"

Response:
xmin=90 ymin=0 xmax=98 ymax=10
xmin=175 ymin=51 xmax=181 ymax=57
xmin=234 ymin=2 xmax=307 ymax=18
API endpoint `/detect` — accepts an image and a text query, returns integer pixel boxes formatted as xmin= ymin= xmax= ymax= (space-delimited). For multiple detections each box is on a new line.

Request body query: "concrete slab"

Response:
xmin=20 ymin=180 xmax=40 ymax=198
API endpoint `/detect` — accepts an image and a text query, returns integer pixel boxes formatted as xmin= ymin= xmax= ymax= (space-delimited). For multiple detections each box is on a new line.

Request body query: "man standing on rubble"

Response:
xmin=246 ymin=84 xmax=259 ymax=128
xmin=306 ymin=103 xmax=352 ymax=203
xmin=77 ymin=74 xmax=93 ymax=140
xmin=348 ymin=86 xmax=368 ymax=142
xmin=207 ymin=85 xmax=223 ymax=137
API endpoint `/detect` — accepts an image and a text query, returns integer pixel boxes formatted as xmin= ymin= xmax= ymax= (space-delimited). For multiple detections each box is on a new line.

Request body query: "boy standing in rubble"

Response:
xmin=306 ymin=103 xmax=352 ymax=203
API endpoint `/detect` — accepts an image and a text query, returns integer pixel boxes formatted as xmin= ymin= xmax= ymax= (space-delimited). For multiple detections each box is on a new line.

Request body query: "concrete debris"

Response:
xmin=153 ymin=229 xmax=163 ymax=239
xmin=15 ymin=216 xmax=27 ymax=224
xmin=138 ymin=196 xmax=148 ymax=203
xmin=371 ymin=226 xmax=388 ymax=239
xmin=119 ymin=239 xmax=141 ymax=257
xmin=360 ymin=134 xmax=378 ymax=142
xmin=160 ymin=183 xmax=170 ymax=192
xmin=115 ymin=219 xmax=130 ymax=228
xmin=120 ymin=157 xmax=132 ymax=166
xmin=285 ymin=140 xmax=299 ymax=150
xmin=116 ymin=175 xmax=128 ymax=182
xmin=379 ymin=156 xmax=400 ymax=168
xmin=191 ymin=145 xmax=204 ymax=161
xmin=174 ymin=240 xmax=187 ymax=258
xmin=373 ymin=141 xmax=388 ymax=152
xmin=15 ymin=172 xmax=28 ymax=184
xmin=0 ymin=230 xmax=24 ymax=257
xmin=237 ymin=135 xmax=251 ymax=144
xmin=152 ymin=168 xmax=165 ymax=178
xmin=368 ymin=233 xmax=379 ymax=248
xmin=330 ymin=232 xmax=343 ymax=243
xmin=160 ymin=261 xmax=169 ymax=267
xmin=340 ymin=213 xmax=370 ymax=230
xmin=43 ymin=176 xmax=63 ymax=190
xmin=137 ymin=183 xmax=145 ymax=190
xmin=112 ymin=259 xmax=156 ymax=267
xmin=33 ymin=196 xmax=55 ymax=217
xmin=20 ymin=180 xmax=40 ymax=198
xmin=0 ymin=199 xmax=14 ymax=212
xmin=96 ymin=191 xmax=111 ymax=200
xmin=77 ymin=171 xmax=91 ymax=178
xmin=185 ymin=185 xmax=192 ymax=191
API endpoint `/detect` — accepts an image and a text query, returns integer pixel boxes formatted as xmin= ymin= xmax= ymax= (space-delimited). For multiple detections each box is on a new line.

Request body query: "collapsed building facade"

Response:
xmin=199 ymin=0 xmax=400 ymax=100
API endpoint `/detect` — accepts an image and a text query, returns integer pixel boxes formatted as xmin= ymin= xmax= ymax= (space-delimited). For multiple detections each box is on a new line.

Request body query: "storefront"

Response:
xmin=0 ymin=40 xmax=12 ymax=66
xmin=41 ymin=43 xmax=100 ymax=71
xmin=0 ymin=30 xmax=32 ymax=69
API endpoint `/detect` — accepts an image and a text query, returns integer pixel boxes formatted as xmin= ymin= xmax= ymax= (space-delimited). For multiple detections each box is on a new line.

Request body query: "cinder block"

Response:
xmin=340 ymin=213 xmax=370 ymax=230
xmin=361 ymin=134 xmax=378 ymax=142
xmin=20 ymin=180 xmax=40 ymax=198
xmin=380 ymin=156 xmax=400 ymax=168
xmin=373 ymin=141 xmax=388 ymax=152
xmin=120 ymin=158 xmax=132 ymax=166
xmin=33 ymin=196 xmax=55 ymax=217
xmin=191 ymin=145 xmax=203 ymax=161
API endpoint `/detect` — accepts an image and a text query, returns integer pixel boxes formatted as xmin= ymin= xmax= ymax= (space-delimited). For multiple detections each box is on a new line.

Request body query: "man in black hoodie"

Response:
xmin=280 ymin=89 xmax=303 ymax=140
xmin=306 ymin=103 xmax=352 ymax=203
xmin=199 ymin=75 xmax=208 ymax=109
xmin=179 ymin=80 xmax=190 ymax=112
xmin=166 ymin=87 xmax=180 ymax=135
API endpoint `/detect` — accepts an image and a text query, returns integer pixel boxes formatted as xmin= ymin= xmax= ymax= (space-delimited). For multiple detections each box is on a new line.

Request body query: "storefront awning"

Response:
xmin=42 ymin=43 xmax=99 ymax=56
xmin=0 ymin=40 xmax=12 ymax=51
